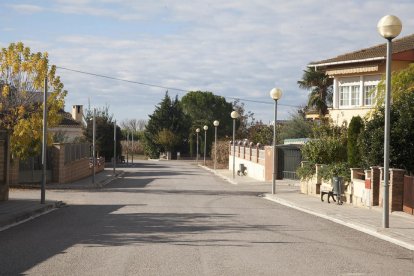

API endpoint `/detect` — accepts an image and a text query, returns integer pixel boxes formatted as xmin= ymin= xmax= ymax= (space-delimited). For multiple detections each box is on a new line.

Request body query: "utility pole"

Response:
xmin=131 ymin=130 xmax=134 ymax=165
xmin=92 ymin=108 xmax=96 ymax=184
xmin=113 ymin=121 xmax=116 ymax=175
xmin=126 ymin=131 xmax=129 ymax=166
xmin=41 ymin=76 xmax=47 ymax=204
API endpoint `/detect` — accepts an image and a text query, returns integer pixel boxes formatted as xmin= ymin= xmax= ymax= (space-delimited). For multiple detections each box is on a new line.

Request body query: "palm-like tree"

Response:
xmin=298 ymin=67 xmax=333 ymax=118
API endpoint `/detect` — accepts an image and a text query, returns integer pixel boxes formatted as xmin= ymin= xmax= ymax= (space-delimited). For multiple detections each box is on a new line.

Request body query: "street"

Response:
xmin=1 ymin=160 xmax=413 ymax=275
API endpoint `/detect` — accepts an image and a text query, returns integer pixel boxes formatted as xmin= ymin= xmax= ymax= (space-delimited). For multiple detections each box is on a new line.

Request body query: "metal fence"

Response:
xmin=64 ymin=143 xmax=90 ymax=164
xmin=19 ymin=151 xmax=52 ymax=183
xmin=277 ymin=145 xmax=302 ymax=180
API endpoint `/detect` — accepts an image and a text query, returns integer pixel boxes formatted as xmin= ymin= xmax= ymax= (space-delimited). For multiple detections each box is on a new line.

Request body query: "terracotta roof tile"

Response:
xmin=58 ymin=110 xmax=82 ymax=127
xmin=309 ymin=34 xmax=414 ymax=66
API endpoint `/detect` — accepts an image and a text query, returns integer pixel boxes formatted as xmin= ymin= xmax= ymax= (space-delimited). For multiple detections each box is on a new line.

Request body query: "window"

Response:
xmin=339 ymin=86 xmax=350 ymax=106
xmin=338 ymin=75 xmax=380 ymax=107
xmin=364 ymin=85 xmax=376 ymax=106
xmin=338 ymin=77 xmax=360 ymax=107
xmin=351 ymin=85 xmax=360 ymax=106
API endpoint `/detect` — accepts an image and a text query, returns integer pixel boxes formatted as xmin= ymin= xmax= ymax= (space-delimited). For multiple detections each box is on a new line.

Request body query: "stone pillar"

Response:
xmin=370 ymin=166 xmax=380 ymax=206
xmin=379 ymin=167 xmax=385 ymax=207
xmin=389 ymin=169 xmax=405 ymax=212
xmin=264 ymin=146 xmax=276 ymax=181
xmin=249 ymin=142 xmax=253 ymax=161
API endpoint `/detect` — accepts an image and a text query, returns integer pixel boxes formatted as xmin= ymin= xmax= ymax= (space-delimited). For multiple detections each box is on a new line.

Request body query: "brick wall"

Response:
xmin=390 ymin=169 xmax=405 ymax=212
xmin=51 ymin=143 xmax=104 ymax=184
xmin=370 ymin=166 xmax=380 ymax=206
xmin=379 ymin=168 xmax=405 ymax=212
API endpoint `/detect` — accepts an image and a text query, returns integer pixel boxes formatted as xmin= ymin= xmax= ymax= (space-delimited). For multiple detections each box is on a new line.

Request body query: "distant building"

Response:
xmin=50 ymin=105 xmax=85 ymax=142
xmin=308 ymin=34 xmax=414 ymax=126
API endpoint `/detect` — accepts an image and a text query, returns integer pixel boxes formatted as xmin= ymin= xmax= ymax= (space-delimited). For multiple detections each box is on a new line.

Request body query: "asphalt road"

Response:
xmin=1 ymin=160 xmax=413 ymax=275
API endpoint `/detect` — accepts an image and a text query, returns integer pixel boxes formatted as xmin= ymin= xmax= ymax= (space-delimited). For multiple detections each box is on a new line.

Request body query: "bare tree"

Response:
xmin=120 ymin=118 xmax=147 ymax=132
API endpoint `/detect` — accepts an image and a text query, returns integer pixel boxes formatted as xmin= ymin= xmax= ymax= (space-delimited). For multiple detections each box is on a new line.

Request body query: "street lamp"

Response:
xmin=377 ymin=15 xmax=402 ymax=228
xmin=92 ymin=108 xmax=96 ymax=184
xmin=231 ymin=111 xmax=239 ymax=179
xmin=196 ymin=128 xmax=200 ymax=165
xmin=213 ymin=120 xmax=219 ymax=170
xmin=41 ymin=76 xmax=48 ymax=204
xmin=131 ymin=130 xmax=134 ymax=165
xmin=126 ymin=131 xmax=129 ymax=166
xmin=113 ymin=120 xmax=117 ymax=175
xmin=203 ymin=125 xmax=208 ymax=165
xmin=270 ymin=87 xmax=282 ymax=194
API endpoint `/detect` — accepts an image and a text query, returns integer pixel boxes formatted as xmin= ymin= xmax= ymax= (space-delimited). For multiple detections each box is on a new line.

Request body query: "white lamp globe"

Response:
xmin=196 ymin=128 xmax=200 ymax=133
xmin=213 ymin=120 xmax=219 ymax=127
xmin=377 ymin=15 xmax=402 ymax=39
xmin=203 ymin=125 xmax=208 ymax=131
xmin=230 ymin=111 xmax=239 ymax=119
xmin=270 ymin=88 xmax=283 ymax=100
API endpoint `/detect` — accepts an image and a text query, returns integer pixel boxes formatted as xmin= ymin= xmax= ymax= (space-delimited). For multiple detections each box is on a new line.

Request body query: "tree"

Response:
xmin=360 ymin=89 xmax=414 ymax=173
xmin=232 ymin=99 xmax=256 ymax=139
xmin=360 ymin=63 xmax=414 ymax=173
xmin=347 ymin=116 xmax=364 ymax=167
xmin=84 ymin=105 xmax=122 ymax=162
xmin=298 ymin=67 xmax=333 ymax=118
xmin=247 ymin=123 xmax=273 ymax=145
xmin=143 ymin=92 xmax=190 ymax=158
xmin=0 ymin=42 xmax=67 ymax=158
xmin=278 ymin=112 xmax=314 ymax=142
xmin=374 ymin=63 xmax=414 ymax=108
xmin=300 ymin=122 xmax=347 ymax=165
xmin=181 ymin=91 xmax=233 ymax=156
xmin=155 ymin=129 xmax=180 ymax=151
xmin=181 ymin=91 xmax=233 ymax=136
xmin=120 ymin=118 xmax=146 ymax=133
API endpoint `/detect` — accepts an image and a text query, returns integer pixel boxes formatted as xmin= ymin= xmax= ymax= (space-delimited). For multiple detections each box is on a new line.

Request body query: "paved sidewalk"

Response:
xmin=0 ymin=168 xmax=123 ymax=231
xmin=208 ymin=167 xmax=414 ymax=251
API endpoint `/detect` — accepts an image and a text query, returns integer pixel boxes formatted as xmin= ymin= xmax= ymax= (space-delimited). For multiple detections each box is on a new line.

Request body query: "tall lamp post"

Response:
xmin=131 ymin=130 xmax=134 ymax=165
xmin=203 ymin=125 xmax=208 ymax=165
xmin=270 ymin=88 xmax=282 ymax=194
xmin=196 ymin=128 xmax=200 ymax=165
xmin=41 ymin=76 xmax=48 ymax=204
xmin=92 ymin=108 xmax=96 ymax=184
xmin=231 ymin=111 xmax=239 ymax=179
xmin=377 ymin=15 xmax=402 ymax=228
xmin=213 ymin=120 xmax=219 ymax=170
xmin=113 ymin=120 xmax=117 ymax=175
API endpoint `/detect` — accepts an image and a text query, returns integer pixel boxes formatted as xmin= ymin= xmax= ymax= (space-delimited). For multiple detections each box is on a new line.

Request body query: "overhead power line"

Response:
xmin=55 ymin=66 xmax=301 ymax=108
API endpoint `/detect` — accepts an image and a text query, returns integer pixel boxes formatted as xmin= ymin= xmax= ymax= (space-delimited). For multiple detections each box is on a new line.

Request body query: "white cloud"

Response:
xmin=2 ymin=0 xmax=414 ymax=123
xmin=9 ymin=4 xmax=44 ymax=14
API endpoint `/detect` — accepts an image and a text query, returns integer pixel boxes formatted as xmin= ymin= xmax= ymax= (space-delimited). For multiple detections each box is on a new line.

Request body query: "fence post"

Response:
xmin=389 ymin=169 xmax=405 ymax=212
xmin=370 ymin=166 xmax=380 ymax=206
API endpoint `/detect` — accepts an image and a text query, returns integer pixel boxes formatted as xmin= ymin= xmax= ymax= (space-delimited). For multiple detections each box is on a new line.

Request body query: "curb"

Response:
xmin=263 ymin=194 xmax=414 ymax=251
xmin=0 ymin=201 xmax=64 ymax=232
xmin=98 ymin=171 xmax=125 ymax=188
xmin=198 ymin=165 xmax=238 ymax=185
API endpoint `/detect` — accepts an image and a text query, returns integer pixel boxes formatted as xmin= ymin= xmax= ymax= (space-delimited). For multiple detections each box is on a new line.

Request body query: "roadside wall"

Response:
xmin=52 ymin=143 xmax=104 ymax=184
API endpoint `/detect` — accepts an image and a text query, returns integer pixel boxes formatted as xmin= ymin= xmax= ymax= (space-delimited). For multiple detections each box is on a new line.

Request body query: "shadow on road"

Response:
xmin=0 ymin=204 xmax=293 ymax=274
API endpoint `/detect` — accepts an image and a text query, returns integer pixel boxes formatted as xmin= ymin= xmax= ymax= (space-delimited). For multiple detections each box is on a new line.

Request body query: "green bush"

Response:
xmin=301 ymin=136 xmax=347 ymax=164
xmin=319 ymin=162 xmax=351 ymax=183
xmin=347 ymin=116 xmax=364 ymax=167
xmin=296 ymin=162 xmax=316 ymax=181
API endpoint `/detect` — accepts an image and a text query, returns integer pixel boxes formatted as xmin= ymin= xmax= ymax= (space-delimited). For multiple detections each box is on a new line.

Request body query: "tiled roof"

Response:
xmin=58 ymin=110 xmax=82 ymax=127
xmin=309 ymin=34 xmax=414 ymax=66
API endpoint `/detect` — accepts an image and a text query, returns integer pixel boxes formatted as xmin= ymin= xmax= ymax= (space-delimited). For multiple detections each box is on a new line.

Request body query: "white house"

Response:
xmin=49 ymin=105 xmax=85 ymax=142
xmin=308 ymin=34 xmax=414 ymax=126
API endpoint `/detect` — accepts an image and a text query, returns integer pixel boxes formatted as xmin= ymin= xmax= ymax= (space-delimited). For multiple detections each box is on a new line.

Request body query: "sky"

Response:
xmin=1 ymin=0 xmax=413 ymax=125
